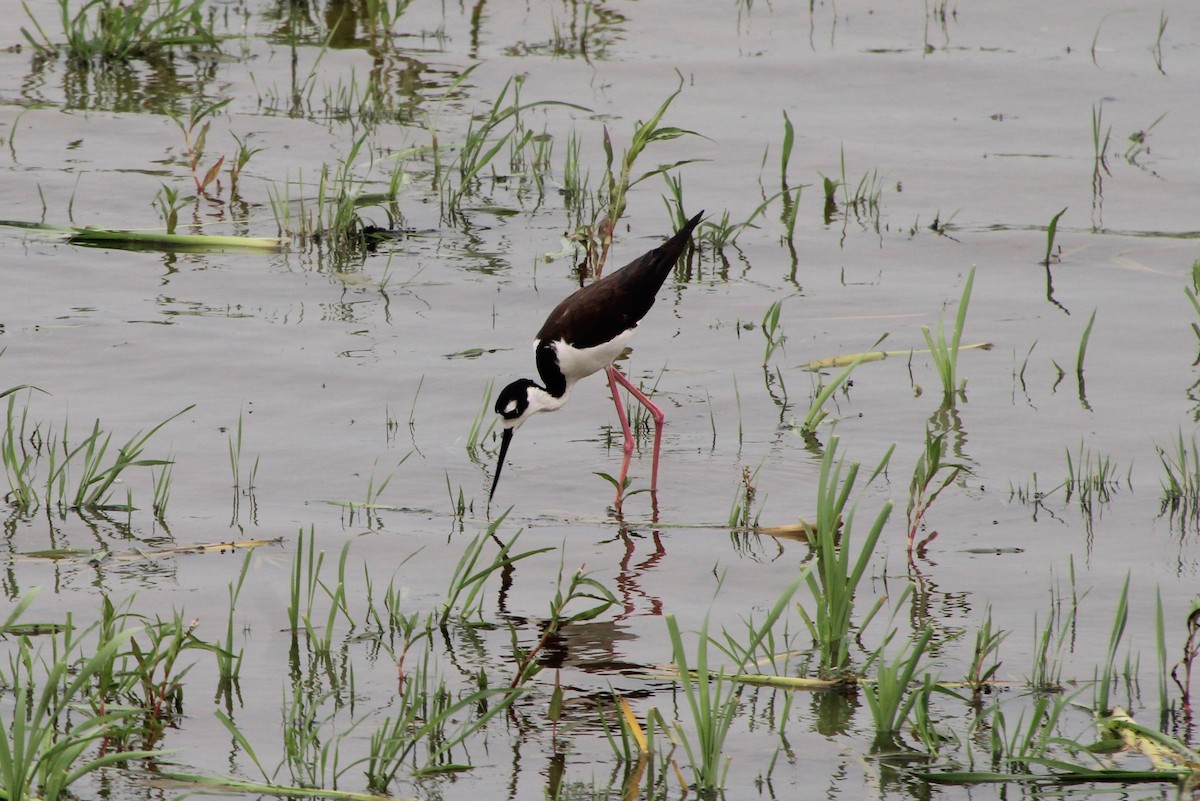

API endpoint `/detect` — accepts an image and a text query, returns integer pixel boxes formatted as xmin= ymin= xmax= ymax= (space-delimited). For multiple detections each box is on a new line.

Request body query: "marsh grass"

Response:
xmin=1157 ymin=430 xmax=1200 ymax=522
xmin=170 ymin=98 xmax=232 ymax=194
xmin=1063 ymin=440 xmax=1124 ymax=512
xmin=21 ymin=0 xmax=218 ymax=64
xmin=439 ymin=514 xmax=553 ymax=629
xmin=466 ymin=379 xmax=496 ymax=462
xmin=1170 ymin=601 xmax=1200 ymax=712
xmin=666 ymin=574 xmax=800 ymax=794
xmin=906 ymin=427 xmax=967 ymax=556
xmin=1 ymin=397 xmax=191 ymax=515
xmin=1091 ymin=102 xmax=1111 ymax=211
xmin=863 ymin=624 xmax=932 ymax=745
xmin=1124 ymin=112 xmax=1167 ymax=168
xmin=760 ymin=299 xmax=785 ymax=364
xmin=561 ymin=129 xmax=589 ymax=212
xmin=1075 ymin=308 xmax=1096 ymax=379
xmin=287 ymin=527 xmax=354 ymax=655
xmin=594 ymin=76 xmax=703 ymax=274
xmin=227 ymin=407 xmax=259 ymax=498
xmin=150 ymin=459 xmax=172 ymax=520
xmin=1 ymin=392 xmax=39 ymax=511
xmin=1027 ymin=568 xmax=1081 ymax=693
xmin=966 ymin=607 xmax=1007 ymax=705
xmin=922 ymin=266 xmax=976 ymax=404
xmin=441 ymin=74 xmax=588 ymax=214
xmin=1152 ymin=8 xmax=1168 ymax=74
xmin=153 ymin=183 xmax=184 ymax=234
xmin=986 ymin=691 xmax=1075 ymax=770
xmin=213 ymin=551 xmax=252 ymax=685
xmin=796 ymin=353 xmax=867 ymax=442
xmin=777 ymin=110 xmax=804 ymax=245
xmin=0 ymin=596 xmax=158 ymax=801
xmin=1042 ymin=207 xmax=1067 ymax=266
xmin=819 ymin=147 xmax=884 ymax=230
xmin=1186 ymin=257 xmax=1200 ymax=351
xmin=316 ymin=133 xmax=377 ymax=251
xmin=727 ymin=465 xmax=761 ymax=530
xmin=358 ymin=667 xmax=516 ymax=786
xmin=1094 ymin=574 xmax=1130 ymax=714
xmin=798 ymin=436 xmax=893 ymax=677
xmin=277 ymin=685 xmax=343 ymax=789
xmin=599 ymin=698 xmax=676 ymax=800
xmin=509 ymin=559 xmax=617 ymax=688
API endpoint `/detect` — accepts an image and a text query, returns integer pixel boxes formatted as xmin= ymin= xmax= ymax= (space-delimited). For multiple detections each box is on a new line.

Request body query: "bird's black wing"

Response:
xmin=536 ymin=212 xmax=702 ymax=350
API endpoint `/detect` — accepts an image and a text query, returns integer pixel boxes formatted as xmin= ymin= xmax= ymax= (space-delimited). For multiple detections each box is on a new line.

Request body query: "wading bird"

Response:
xmin=490 ymin=212 xmax=703 ymax=503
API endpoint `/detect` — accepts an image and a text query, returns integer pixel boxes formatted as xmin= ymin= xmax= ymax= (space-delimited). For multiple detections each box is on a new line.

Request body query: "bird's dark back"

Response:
xmin=536 ymin=212 xmax=703 ymax=351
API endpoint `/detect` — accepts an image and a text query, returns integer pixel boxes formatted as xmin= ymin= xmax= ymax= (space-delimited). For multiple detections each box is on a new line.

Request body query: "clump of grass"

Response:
xmin=760 ymin=299 xmax=785 ymax=364
xmin=922 ymin=266 xmax=976 ymax=405
xmin=228 ymin=407 xmax=259 ymax=498
xmin=440 ymin=74 xmax=587 ymax=215
xmin=966 ymin=607 xmax=1007 ymax=706
xmin=863 ymin=624 xmax=932 ymax=747
xmin=439 ymin=514 xmax=553 ymax=629
xmin=21 ymin=0 xmax=219 ymax=64
xmin=727 ymin=465 xmax=762 ymax=531
xmin=1157 ymin=429 xmax=1200 ymax=522
xmin=906 ymin=427 xmax=968 ymax=557
xmin=1027 ymin=565 xmax=1081 ymax=693
xmin=818 ymin=146 xmax=884 ymax=230
xmin=357 ymin=668 xmax=516 ymax=788
xmin=0 ymin=593 xmax=159 ymax=800
xmin=153 ymin=183 xmax=185 ymax=234
xmin=1064 ymin=440 xmax=1124 ymax=511
xmin=795 ymin=353 xmax=867 ymax=444
xmin=170 ymin=98 xmax=232 ymax=194
xmin=286 ymin=530 xmax=353 ymax=657
xmin=591 ymin=74 xmax=703 ymax=275
xmin=1 ymin=395 xmax=191 ymax=515
xmin=797 ymin=435 xmax=894 ymax=677
xmin=509 ymin=559 xmax=617 ymax=688
xmin=666 ymin=575 xmax=800 ymax=794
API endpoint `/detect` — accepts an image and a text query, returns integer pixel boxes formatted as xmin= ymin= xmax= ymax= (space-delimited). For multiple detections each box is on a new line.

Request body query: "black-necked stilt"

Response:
xmin=490 ymin=211 xmax=703 ymax=503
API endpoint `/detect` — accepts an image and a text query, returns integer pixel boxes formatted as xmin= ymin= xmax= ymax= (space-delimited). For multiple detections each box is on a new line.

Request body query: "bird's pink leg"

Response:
xmin=606 ymin=365 xmax=665 ymax=492
xmin=606 ymin=367 xmax=635 ymax=499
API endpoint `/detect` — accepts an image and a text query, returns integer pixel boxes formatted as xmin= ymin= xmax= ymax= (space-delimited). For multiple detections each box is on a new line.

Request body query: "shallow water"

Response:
xmin=3 ymin=0 xmax=1200 ymax=798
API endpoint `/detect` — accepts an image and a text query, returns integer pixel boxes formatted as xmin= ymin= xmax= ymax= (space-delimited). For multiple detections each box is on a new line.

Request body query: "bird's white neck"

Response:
xmin=525 ymin=382 xmax=570 ymax=418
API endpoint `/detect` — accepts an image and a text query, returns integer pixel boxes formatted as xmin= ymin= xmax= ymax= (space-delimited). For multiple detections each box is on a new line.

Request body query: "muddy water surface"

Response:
xmin=2 ymin=1 xmax=1200 ymax=799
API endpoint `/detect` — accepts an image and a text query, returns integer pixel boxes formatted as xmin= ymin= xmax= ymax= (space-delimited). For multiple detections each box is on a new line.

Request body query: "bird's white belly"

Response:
xmin=543 ymin=327 xmax=636 ymax=384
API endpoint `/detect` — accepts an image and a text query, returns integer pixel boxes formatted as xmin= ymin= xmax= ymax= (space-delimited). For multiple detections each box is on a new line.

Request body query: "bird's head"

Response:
xmin=495 ymin=378 xmax=540 ymax=431
xmin=489 ymin=378 xmax=541 ymax=502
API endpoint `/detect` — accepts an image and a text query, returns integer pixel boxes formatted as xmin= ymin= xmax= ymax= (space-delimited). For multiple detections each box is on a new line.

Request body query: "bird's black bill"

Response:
xmin=489 ymin=427 xmax=514 ymax=502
